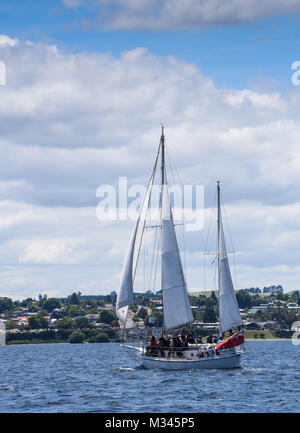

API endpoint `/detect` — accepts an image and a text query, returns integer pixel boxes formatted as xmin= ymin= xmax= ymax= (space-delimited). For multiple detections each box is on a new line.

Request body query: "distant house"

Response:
xmin=48 ymin=318 xmax=57 ymax=328
xmin=152 ymin=299 xmax=163 ymax=306
xmin=287 ymin=303 xmax=300 ymax=311
xmin=263 ymin=321 xmax=281 ymax=331
xmin=15 ymin=316 xmax=28 ymax=322
xmin=248 ymin=304 xmax=268 ymax=315
xmin=95 ymin=323 xmax=111 ymax=329
xmin=194 ymin=322 xmax=219 ymax=330
xmin=85 ymin=314 xmax=99 ymax=323
xmin=98 ymin=304 xmax=114 ymax=312
xmin=244 ymin=321 xmax=261 ymax=330
xmin=247 ymin=308 xmax=259 ymax=315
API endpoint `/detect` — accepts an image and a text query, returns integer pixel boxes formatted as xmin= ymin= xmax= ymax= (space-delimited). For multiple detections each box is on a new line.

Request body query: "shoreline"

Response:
xmin=245 ymin=338 xmax=291 ymax=341
xmin=2 ymin=338 xmax=293 ymax=346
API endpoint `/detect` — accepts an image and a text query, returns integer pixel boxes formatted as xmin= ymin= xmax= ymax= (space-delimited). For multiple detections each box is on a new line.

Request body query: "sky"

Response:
xmin=1 ymin=0 xmax=300 ymax=299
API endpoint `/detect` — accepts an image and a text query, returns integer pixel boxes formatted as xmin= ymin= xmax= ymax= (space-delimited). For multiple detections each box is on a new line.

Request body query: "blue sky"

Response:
xmin=1 ymin=0 xmax=300 ymax=90
xmin=2 ymin=1 xmax=300 ymax=298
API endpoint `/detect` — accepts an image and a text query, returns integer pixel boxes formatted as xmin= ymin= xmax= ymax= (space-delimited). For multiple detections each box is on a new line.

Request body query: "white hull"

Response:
xmin=138 ymin=352 xmax=241 ymax=370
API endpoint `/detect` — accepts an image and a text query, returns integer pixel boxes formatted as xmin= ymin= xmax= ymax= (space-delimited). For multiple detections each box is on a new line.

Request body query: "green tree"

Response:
xmin=74 ymin=316 xmax=91 ymax=329
xmin=0 ymin=297 xmax=14 ymax=314
xmin=68 ymin=292 xmax=80 ymax=305
xmin=28 ymin=314 xmax=48 ymax=330
xmin=111 ymin=320 xmax=120 ymax=328
xmin=51 ymin=309 xmax=66 ymax=319
xmin=95 ymin=332 xmax=110 ymax=343
xmin=210 ymin=291 xmax=217 ymax=305
xmin=235 ymin=290 xmax=252 ymax=309
xmin=137 ymin=307 xmax=147 ymax=319
xmin=67 ymin=304 xmax=83 ymax=317
xmin=291 ymin=290 xmax=300 ymax=301
xmin=69 ymin=331 xmax=85 ymax=343
xmin=103 ymin=295 xmax=112 ymax=304
xmin=20 ymin=298 xmax=33 ymax=308
xmin=203 ymin=299 xmax=217 ymax=323
xmin=56 ymin=317 xmax=75 ymax=330
xmin=151 ymin=309 xmax=163 ymax=327
xmin=43 ymin=298 xmax=61 ymax=312
xmin=5 ymin=319 xmax=17 ymax=330
xmin=129 ymin=304 xmax=138 ymax=313
xmin=98 ymin=310 xmax=116 ymax=324
xmin=80 ymin=299 xmax=98 ymax=312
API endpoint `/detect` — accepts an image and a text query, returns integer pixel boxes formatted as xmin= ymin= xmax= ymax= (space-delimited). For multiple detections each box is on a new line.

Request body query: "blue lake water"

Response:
xmin=0 ymin=340 xmax=299 ymax=413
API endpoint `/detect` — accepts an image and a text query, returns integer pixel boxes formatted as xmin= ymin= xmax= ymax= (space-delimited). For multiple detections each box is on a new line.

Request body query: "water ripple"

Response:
xmin=0 ymin=341 xmax=299 ymax=412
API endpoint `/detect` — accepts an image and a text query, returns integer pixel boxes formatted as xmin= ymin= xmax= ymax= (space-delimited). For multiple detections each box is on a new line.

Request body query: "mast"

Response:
xmin=217 ymin=181 xmax=221 ymax=338
xmin=161 ymin=125 xmax=165 ymax=186
xmin=217 ymin=181 xmax=243 ymax=335
xmin=160 ymin=125 xmax=165 ymax=334
xmin=160 ymin=127 xmax=193 ymax=332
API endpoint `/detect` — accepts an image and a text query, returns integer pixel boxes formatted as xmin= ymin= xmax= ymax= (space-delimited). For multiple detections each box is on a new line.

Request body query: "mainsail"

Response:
xmin=161 ymin=184 xmax=194 ymax=330
xmin=217 ymin=183 xmax=243 ymax=335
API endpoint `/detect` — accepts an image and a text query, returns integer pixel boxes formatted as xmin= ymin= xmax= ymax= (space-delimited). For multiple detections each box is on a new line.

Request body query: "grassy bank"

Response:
xmin=245 ymin=330 xmax=292 ymax=340
xmin=5 ymin=328 xmax=118 ymax=345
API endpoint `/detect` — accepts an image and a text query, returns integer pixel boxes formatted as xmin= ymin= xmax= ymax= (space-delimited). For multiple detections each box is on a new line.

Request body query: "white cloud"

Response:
xmin=1 ymin=36 xmax=300 ymax=297
xmin=19 ymin=238 xmax=87 ymax=264
xmin=72 ymin=0 xmax=300 ymax=31
xmin=0 ymin=35 xmax=18 ymax=47
xmin=62 ymin=0 xmax=85 ymax=8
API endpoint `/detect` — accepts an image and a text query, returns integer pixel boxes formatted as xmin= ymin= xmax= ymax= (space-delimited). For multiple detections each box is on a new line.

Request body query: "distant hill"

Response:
xmin=188 ymin=290 xmax=218 ymax=298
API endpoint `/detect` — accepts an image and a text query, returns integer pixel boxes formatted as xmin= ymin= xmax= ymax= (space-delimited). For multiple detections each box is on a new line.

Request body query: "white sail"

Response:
xmin=116 ymin=157 xmax=158 ymax=326
xmin=161 ymin=184 xmax=194 ymax=330
xmin=116 ymin=216 xmax=140 ymax=324
xmin=218 ymin=211 xmax=242 ymax=334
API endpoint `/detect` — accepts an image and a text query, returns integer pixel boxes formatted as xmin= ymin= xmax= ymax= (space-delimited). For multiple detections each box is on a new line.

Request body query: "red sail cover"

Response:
xmin=216 ymin=330 xmax=244 ymax=350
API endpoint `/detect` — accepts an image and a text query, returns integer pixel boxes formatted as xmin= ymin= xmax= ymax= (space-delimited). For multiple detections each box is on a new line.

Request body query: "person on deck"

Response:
xmin=197 ymin=336 xmax=203 ymax=344
xmin=181 ymin=336 xmax=188 ymax=349
xmin=207 ymin=346 xmax=215 ymax=358
xmin=187 ymin=332 xmax=195 ymax=344
xmin=158 ymin=337 xmax=166 ymax=356
xmin=174 ymin=336 xmax=183 ymax=357
xmin=206 ymin=334 xmax=213 ymax=344
xmin=148 ymin=336 xmax=159 ymax=355
xmin=167 ymin=337 xmax=175 ymax=358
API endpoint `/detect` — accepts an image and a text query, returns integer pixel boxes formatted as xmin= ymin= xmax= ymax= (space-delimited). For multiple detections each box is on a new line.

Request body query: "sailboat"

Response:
xmin=116 ymin=128 xmax=244 ymax=370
